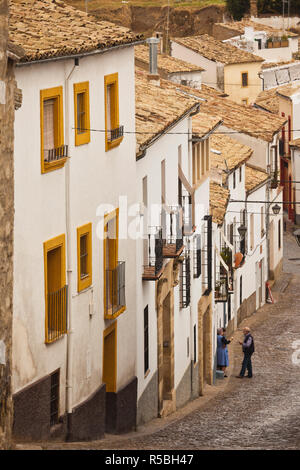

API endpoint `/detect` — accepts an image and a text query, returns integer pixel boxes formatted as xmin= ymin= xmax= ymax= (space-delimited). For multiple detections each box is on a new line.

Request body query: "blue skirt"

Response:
xmin=217 ymin=346 xmax=229 ymax=367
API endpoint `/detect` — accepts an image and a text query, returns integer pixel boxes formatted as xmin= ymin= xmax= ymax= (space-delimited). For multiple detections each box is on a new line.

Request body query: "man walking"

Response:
xmin=236 ymin=327 xmax=255 ymax=378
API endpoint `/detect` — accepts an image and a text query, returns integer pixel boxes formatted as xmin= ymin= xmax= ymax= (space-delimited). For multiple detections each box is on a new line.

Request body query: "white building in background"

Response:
xmin=135 ymin=63 xmax=223 ymax=424
xmin=224 ymin=26 xmax=298 ymax=63
xmin=135 ymin=44 xmax=204 ymax=89
xmin=259 ymin=62 xmax=300 ymax=90
xmin=10 ymin=0 xmax=143 ymax=441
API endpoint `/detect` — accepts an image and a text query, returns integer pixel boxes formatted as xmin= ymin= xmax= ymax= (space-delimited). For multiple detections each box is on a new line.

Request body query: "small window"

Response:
xmin=40 ymin=87 xmax=66 ymax=173
xmin=242 ymin=99 xmax=248 ymax=105
xmin=241 ymin=72 xmax=248 ymax=87
xmin=278 ymin=219 xmax=281 ymax=249
xmin=104 ymin=73 xmax=123 ymax=151
xmin=77 ymin=223 xmax=92 ymax=292
xmin=233 ymin=171 xmax=236 ymax=189
xmin=74 ymin=82 xmax=90 ymax=146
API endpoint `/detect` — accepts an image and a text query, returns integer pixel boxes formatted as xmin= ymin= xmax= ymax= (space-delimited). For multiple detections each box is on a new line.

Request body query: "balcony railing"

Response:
xmin=105 ymin=261 xmax=126 ymax=317
xmin=215 ymin=273 xmax=228 ymax=303
xmin=143 ymin=227 xmax=164 ymax=280
xmin=162 ymin=207 xmax=184 ymax=258
xmin=44 ymin=145 xmax=68 ymax=163
xmin=107 ymin=125 xmax=124 ymax=143
xmin=46 ymin=285 xmax=68 ymax=343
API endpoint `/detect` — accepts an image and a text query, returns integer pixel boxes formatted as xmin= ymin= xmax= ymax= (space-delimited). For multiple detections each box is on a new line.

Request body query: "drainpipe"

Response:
xmin=65 ymin=58 xmax=78 ymax=439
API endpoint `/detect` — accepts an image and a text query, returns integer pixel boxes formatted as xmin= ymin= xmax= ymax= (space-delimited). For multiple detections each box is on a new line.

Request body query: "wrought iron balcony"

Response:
xmin=162 ymin=207 xmax=184 ymax=258
xmin=142 ymin=227 xmax=164 ymax=281
xmin=107 ymin=125 xmax=124 ymax=143
xmin=46 ymin=285 xmax=68 ymax=343
xmin=215 ymin=274 xmax=228 ymax=303
xmin=105 ymin=261 xmax=126 ymax=317
xmin=44 ymin=145 xmax=68 ymax=163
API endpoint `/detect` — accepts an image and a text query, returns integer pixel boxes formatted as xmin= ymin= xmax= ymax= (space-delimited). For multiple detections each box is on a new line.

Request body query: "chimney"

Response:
xmin=146 ymin=37 xmax=160 ymax=86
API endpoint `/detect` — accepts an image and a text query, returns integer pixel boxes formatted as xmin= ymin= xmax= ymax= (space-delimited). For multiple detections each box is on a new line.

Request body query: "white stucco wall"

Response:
xmin=169 ymin=70 xmax=202 ymax=90
xmin=13 ymin=46 xmax=137 ymax=412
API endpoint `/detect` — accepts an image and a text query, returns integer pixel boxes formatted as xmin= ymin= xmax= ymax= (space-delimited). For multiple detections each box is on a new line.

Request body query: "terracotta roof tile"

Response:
xmin=255 ymin=87 xmax=280 ymax=114
xmin=192 ymin=113 xmax=222 ymax=139
xmin=174 ymin=83 xmax=286 ymax=142
xmin=172 ymin=34 xmax=264 ymax=65
xmin=276 ymin=82 xmax=300 ymax=98
xmin=135 ymin=45 xmax=204 ymax=74
xmin=210 ymin=134 xmax=252 ymax=184
xmin=135 ymin=68 xmax=199 ymax=156
xmin=215 ymin=19 xmax=298 ymax=39
xmin=210 ymin=181 xmax=230 ymax=225
xmin=9 ymin=0 xmax=143 ymax=63
xmin=245 ymin=164 xmax=269 ymax=193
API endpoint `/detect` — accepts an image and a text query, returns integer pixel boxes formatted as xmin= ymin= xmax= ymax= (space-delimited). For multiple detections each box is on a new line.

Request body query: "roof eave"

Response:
xmin=16 ymin=39 xmax=145 ymax=67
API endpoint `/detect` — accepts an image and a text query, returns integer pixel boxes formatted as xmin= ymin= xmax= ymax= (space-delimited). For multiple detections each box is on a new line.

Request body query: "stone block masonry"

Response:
xmin=0 ymin=0 xmax=17 ymax=450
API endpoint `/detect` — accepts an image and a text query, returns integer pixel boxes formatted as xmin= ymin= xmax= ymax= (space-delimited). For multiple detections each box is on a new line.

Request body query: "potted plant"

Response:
xmin=267 ymin=38 xmax=273 ymax=48
xmin=220 ymin=246 xmax=232 ymax=268
xmin=273 ymin=37 xmax=281 ymax=48
xmin=270 ymin=169 xmax=278 ymax=188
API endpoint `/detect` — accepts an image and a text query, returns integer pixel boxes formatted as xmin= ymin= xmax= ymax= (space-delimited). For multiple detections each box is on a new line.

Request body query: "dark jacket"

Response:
xmin=242 ymin=333 xmax=255 ymax=355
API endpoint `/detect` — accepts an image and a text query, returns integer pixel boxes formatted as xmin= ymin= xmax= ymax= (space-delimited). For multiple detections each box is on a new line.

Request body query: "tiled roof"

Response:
xmin=276 ymin=82 xmax=300 ymax=98
xmin=135 ymin=69 xmax=199 ymax=157
xmin=215 ymin=19 xmax=298 ymax=39
xmin=9 ymin=0 xmax=143 ymax=63
xmin=255 ymin=82 xmax=300 ymax=115
xmin=175 ymin=83 xmax=286 ymax=142
xmin=135 ymin=45 xmax=204 ymax=74
xmin=172 ymin=34 xmax=264 ymax=65
xmin=192 ymin=113 xmax=223 ymax=139
xmin=289 ymin=138 xmax=300 ymax=147
xmin=210 ymin=134 xmax=252 ymax=184
xmin=261 ymin=60 xmax=299 ymax=70
xmin=255 ymin=87 xmax=280 ymax=114
xmin=210 ymin=181 xmax=230 ymax=225
xmin=245 ymin=164 xmax=269 ymax=193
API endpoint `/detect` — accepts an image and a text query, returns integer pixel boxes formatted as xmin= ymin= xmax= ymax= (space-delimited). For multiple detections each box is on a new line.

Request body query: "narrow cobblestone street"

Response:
xmin=19 ymin=225 xmax=300 ymax=451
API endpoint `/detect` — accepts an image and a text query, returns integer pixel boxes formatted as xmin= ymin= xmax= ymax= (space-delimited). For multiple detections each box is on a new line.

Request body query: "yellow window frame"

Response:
xmin=104 ymin=73 xmax=123 ymax=152
xmin=241 ymin=71 xmax=248 ymax=88
xmin=74 ymin=82 xmax=90 ymax=146
xmin=77 ymin=222 xmax=92 ymax=292
xmin=40 ymin=86 xmax=66 ymax=174
xmin=103 ymin=208 xmax=125 ymax=319
xmin=43 ymin=234 xmax=66 ymax=344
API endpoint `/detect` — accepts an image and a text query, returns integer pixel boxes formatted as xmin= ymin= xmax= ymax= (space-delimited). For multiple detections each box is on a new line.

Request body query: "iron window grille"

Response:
xmin=180 ymin=249 xmax=191 ymax=309
xmin=193 ymin=234 xmax=201 ymax=278
xmin=162 ymin=207 xmax=184 ymax=254
xmin=215 ymin=272 xmax=228 ymax=303
xmin=105 ymin=261 xmax=126 ymax=316
xmin=46 ymin=285 xmax=68 ymax=343
xmin=44 ymin=144 xmax=68 ymax=163
xmin=107 ymin=125 xmax=124 ymax=143
xmin=143 ymin=227 xmax=163 ymax=278
xmin=181 ymin=192 xmax=193 ymax=235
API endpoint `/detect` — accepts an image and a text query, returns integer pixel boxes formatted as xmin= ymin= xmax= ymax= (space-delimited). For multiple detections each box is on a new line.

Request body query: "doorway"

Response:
xmin=162 ymin=292 xmax=172 ymax=400
xmin=103 ymin=322 xmax=117 ymax=393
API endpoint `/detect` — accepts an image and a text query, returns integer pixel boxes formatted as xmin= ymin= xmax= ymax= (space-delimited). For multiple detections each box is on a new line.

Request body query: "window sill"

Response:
xmin=144 ymin=369 xmax=150 ymax=379
xmin=106 ymin=135 xmax=123 ymax=152
xmin=45 ymin=332 xmax=67 ymax=345
xmin=75 ymin=133 xmax=90 ymax=146
xmin=78 ymin=276 xmax=92 ymax=293
xmin=42 ymin=157 xmax=68 ymax=174
xmin=104 ymin=305 xmax=126 ymax=320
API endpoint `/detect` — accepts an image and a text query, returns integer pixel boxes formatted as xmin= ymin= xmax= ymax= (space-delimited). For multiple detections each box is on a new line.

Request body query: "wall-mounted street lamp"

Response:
xmin=237 ymin=225 xmax=247 ymax=239
xmin=272 ymin=204 xmax=281 ymax=215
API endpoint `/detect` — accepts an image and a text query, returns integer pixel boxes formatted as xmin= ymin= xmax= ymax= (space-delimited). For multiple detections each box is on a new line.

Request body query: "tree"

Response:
xmin=226 ymin=0 xmax=250 ymax=21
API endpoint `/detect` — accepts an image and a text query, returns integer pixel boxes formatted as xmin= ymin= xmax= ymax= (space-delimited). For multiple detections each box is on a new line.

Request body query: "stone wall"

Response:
xmin=0 ymin=0 xmax=15 ymax=450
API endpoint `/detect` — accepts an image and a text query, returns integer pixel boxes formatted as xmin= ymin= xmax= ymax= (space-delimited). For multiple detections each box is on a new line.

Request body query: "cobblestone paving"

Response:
xmin=21 ymin=229 xmax=300 ymax=450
